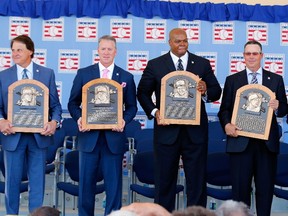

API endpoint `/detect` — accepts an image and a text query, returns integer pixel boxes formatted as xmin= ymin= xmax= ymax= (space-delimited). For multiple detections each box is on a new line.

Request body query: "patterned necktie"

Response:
xmin=250 ymin=73 xmax=258 ymax=84
xmin=102 ymin=68 xmax=109 ymax=78
xmin=177 ymin=59 xmax=184 ymax=71
xmin=22 ymin=68 xmax=28 ymax=79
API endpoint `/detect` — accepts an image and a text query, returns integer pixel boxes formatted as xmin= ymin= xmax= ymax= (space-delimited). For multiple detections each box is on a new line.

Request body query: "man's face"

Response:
xmin=98 ymin=39 xmax=117 ymax=68
xmin=11 ymin=41 xmax=32 ymax=68
xmin=243 ymin=44 xmax=263 ymax=72
xmin=169 ymin=30 xmax=188 ymax=58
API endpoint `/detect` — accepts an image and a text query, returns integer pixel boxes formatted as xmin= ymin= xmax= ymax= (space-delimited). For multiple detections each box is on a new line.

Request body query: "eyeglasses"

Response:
xmin=244 ymin=52 xmax=262 ymax=56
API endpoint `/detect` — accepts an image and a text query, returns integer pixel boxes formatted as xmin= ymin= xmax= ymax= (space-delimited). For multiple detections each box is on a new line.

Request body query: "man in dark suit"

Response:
xmin=137 ymin=28 xmax=222 ymax=211
xmin=0 ymin=35 xmax=62 ymax=214
xmin=218 ymin=40 xmax=287 ymax=216
xmin=68 ymin=35 xmax=137 ymax=216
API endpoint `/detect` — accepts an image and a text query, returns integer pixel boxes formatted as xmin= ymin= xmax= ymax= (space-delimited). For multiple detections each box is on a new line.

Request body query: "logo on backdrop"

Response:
xmin=280 ymin=23 xmax=288 ymax=46
xmin=179 ymin=20 xmax=200 ymax=44
xmin=196 ymin=52 xmax=217 ymax=75
xmin=58 ymin=50 xmax=80 ymax=73
xmin=56 ymin=81 xmax=62 ymax=103
xmin=144 ymin=20 xmax=166 ymax=43
xmin=229 ymin=53 xmax=245 ymax=75
xmin=76 ymin=18 xmax=98 ymax=42
xmin=92 ymin=50 xmax=100 ymax=65
xmin=0 ymin=49 xmax=12 ymax=71
xmin=111 ymin=19 xmax=132 ymax=43
xmin=9 ymin=17 xmax=30 ymax=38
xmin=247 ymin=22 xmax=268 ymax=45
xmin=213 ymin=22 xmax=234 ymax=44
xmin=264 ymin=54 xmax=285 ymax=76
xmin=127 ymin=51 xmax=148 ymax=74
xmin=42 ymin=18 xmax=64 ymax=41
xmin=33 ymin=49 xmax=47 ymax=67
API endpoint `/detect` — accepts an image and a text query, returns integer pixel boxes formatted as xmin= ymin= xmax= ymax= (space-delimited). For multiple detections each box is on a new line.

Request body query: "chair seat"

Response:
xmin=274 ymin=187 xmax=288 ymax=200
xmin=130 ymin=184 xmax=184 ymax=199
xmin=207 ymin=187 xmax=232 ymax=200
xmin=57 ymin=182 xmax=105 ymax=197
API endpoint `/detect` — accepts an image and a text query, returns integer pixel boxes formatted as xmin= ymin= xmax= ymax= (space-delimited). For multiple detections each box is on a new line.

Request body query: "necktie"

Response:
xmin=250 ymin=73 xmax=258 ymax=84
xmin=22 ymin=68 xmax=28 ymax=79
xmin=177 ymin=59 xmax=184 ymax=71
xmin=102 ymin=68 xmax=109 ymax=78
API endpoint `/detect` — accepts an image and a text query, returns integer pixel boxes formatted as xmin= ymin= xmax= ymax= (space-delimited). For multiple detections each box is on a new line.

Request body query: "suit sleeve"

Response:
xmin=48 ymin=69 xmax=62 ymax=123
xmin=218 ymin=76 xmax=234 ymax=130
xmin=137 ymin=60 xmax=157 ymax=119
xmin=203 ymin=61 xmax=222 ymax=103
xmin=68 ymin=69 xmax=83 ymax=122
xmin=275 ymin=76 xmax=288 ymax=117
xmin=122 ymin=73 xmax=138 ymax=124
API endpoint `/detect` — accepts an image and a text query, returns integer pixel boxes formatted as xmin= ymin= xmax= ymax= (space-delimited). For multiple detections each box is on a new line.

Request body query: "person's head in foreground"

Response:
xmin=215 ymin=200 xmax=253 ymax=216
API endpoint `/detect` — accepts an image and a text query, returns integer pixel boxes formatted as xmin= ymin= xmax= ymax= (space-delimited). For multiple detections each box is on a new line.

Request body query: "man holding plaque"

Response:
xmin=68 ymin=35 xmax=137 ymax=216
xmin=0 ymin=35 xmax=62 ymax=215
xmin=137 ymin=28 xmax=222 ymax=211
xmin=218 ymin=40 xmax=287 ymax=216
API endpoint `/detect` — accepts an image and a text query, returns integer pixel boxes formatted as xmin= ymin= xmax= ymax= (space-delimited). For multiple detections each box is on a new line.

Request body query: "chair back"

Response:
xmin=207 ymin=152 xmax=231 ymax=186
xmin=125 ymin=120 xmax=141 ymax=138
xmin=133 ymin=151 xmax=154 ymax=184
xmin=47 ymin=127 xmax=66 ymax=164
xmin=65 ymin=150 xmax=103 ymax=183
xmin=134 ymin=128 xmax=154 ymax=153
xmin=275 ymin=153 xmax=288 ymax=187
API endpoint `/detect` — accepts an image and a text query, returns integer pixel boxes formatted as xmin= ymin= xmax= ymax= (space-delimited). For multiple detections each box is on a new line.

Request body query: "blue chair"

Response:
xmin=208 ymin=121 xmax=227 ymax=153
xmin=206 ymin=152 xmax=232 ymax=200
xmin=274 ymin=153 xmax=288 ymax=200
xmin=54 ymin=150 xmax=105 ymax=216
xmin=129 ymin=151 xmax=184 ymax=209
xmin=61 ymin=118 xmax=79 ymax=150
xmin=45 ymin=127 xmax=66 ymax=174
xmin=134 ymin=128 xmax=154 ymax=153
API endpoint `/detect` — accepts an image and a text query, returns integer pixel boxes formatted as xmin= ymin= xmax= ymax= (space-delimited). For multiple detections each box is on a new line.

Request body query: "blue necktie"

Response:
xmin=22 ymin=68 xmax=28 ymax=79
xmin=177 ymin=59 xmax=184 ymax=71
xmin=250 ymin=73 xmax=258 ymax=84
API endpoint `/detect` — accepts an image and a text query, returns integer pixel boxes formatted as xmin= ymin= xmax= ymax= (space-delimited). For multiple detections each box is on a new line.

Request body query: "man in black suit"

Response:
xmin=218 ymin=40 xmax=287 ymax=216
xmin=137 ymin=28 xmax=222 ymax=211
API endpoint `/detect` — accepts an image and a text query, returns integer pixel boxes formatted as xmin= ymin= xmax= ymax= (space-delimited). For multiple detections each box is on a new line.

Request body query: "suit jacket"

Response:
xmin=0 ymin=63 xmax=62 ymax=151
xmin=137 ymin=51 xmax=222 ymax=145
xmin=218 ymin=69 xmax=287 ymax=153
xmin=68 ymin=63 xmax=137 ymax=154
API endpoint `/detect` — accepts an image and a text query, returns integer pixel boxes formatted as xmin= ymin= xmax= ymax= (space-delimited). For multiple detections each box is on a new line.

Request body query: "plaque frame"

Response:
xmin=159 ymin=71 xmax=201 ymax=125
xmin=82 ymin=78 xmax=123 ymax=130
xmin=231 ymin=84 xmax=275 ymax=140
xmin=8 ymin=79 xmax=49 ymax=133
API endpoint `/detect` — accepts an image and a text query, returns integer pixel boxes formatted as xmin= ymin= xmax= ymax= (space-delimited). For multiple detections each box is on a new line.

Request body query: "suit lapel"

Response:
xmin=262 ymin=69 xmax=272 ymax=88
xmin=163 ymin=52 xmax=177 ymax=72
xmin=112 ymin=65 xmax=121 ymax=83
xmin=32 ymin=63 xmax=40 ymax=81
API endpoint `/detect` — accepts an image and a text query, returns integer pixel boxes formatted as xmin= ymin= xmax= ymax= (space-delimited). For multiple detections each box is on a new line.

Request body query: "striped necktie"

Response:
xmin=250 ymin=73 xmax=258 ymax=84
xmin=22 ymin=68 xmax=29 ymax=79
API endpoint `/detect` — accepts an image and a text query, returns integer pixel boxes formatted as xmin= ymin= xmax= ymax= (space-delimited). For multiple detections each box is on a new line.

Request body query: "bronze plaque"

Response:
xmin=8 ymin=79 xmax=49 ymax=133
xmin=231 ymin=84 xmax=275 ymax=140
xmin=159 ymin=71 xmax=201 ymax=125
xmin=82 ymin=78 xmax=123 ymax=129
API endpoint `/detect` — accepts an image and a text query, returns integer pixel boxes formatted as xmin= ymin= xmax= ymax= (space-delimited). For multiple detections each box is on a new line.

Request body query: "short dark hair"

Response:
xmin=11 ymin=35 xmax=35 ymax=58
xmin=244 ymin=40 xmax=262 ymax=52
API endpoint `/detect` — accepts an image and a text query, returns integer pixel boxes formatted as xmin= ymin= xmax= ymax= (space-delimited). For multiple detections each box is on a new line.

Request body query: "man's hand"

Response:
xmin=0 ymin=119 xmax=14 ymax=136
xmin=225 ymin=123 xmax=241 ymax=137
xmin=41 ymin=120 xmax=57 ymax=136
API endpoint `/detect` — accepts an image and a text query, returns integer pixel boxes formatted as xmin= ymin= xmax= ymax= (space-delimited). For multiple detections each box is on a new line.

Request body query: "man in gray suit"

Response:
xmin=0 ymin=35 xmax=62 ymax=215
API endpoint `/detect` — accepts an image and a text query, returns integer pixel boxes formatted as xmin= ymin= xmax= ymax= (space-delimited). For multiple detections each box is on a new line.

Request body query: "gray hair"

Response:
xmin=98 ymin=35 xmax=117 ymax=48
xmin=215 ymin=200 xmax=253 ymax=216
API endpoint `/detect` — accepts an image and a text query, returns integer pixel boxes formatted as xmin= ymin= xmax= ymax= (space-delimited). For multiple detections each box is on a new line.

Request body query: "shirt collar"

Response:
xmin=99 ymin=62 xmax=114 ymax=74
